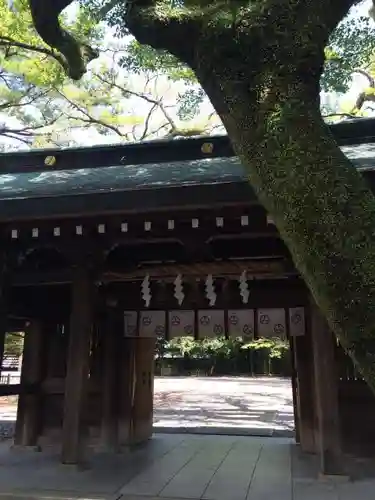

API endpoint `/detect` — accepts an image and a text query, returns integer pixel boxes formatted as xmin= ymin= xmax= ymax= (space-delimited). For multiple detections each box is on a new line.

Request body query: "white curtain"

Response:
xmin=257 ymin=308 xmax=286 ymax=338
xmin=139 ymin=311 xmax=166 ymax=337
xmin=197 ymin=310 xmax=225 ymax=338
xmin=228 ymin=309 xmax=254 ymax=338
xmin=289 ymin=307 xmax=305 ymax=337
xmin=168 ymin=310 xmax=195 ymax=339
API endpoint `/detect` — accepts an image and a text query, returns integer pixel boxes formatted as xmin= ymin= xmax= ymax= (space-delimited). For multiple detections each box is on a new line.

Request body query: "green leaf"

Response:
xmin=322 ymin=16 xmax=375 ymax=93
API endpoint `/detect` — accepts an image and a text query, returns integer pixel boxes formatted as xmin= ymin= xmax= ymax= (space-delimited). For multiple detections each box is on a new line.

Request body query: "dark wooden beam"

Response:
xmin=14 ymin=321 xmax=44 ymax=447
xmin=289 ymin=336 xmax=300 ymax=444
xmin=12 ymin=270 xmax=72 ymax=287
xmin=0 ymin=265 xmax=9 ymax=379
xmin=293 ymin=318 xmax=317 ymax=454
xmin=310 ymin=299 xmax=343 ymax=476
xmin=61 ymin=266 xmax=93 ymax=465
xmin=117 ymin=338 xmax=135 ymax=447
xmin=11 ymin=258 xmax=293 ymax=287
xmin=0 ymin=384 xmax=22 ymax=396
xmin=117 ymin=337 xmax=155 ymax=446
xmin=131 ymin=338 xmax=155 ymax=445
xmin=7 ymin=317 xmax=29 ymax=331
xmin=99 ymin=311 xmax=120 ymax=451
xmin=0 ymin=327 xmax=5 ymax=382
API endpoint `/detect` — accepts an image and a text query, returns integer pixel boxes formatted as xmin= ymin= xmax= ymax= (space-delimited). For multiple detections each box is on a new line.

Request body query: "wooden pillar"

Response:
xmin=310 ymin=299 xmax=343 ymax=475
xmin=132 ymin=337 xmax=155 ymax=443
xmin=0 ymin=275 xmax=8 ymax=380
xmin=293 ymin=312 xmax=317 ymax=453
xmin=47 ymin=324 xmax=68 ymax=378
xmin=0 ymin=324 xmax=5 ymax=382
xmin=118 ymin=336 xmax=135 ymax=447
xmin=14 ymin=320 xmax=44 ymax=447
xmin=61 ymin=266 xmax=93 ymax=465
xmin=289 ymin=337 xmax=300 ymax=444
xmin=118 ymin=336 xmax=155 ymax=447
xmin=99 ymin=311 xmax=120 ymax=450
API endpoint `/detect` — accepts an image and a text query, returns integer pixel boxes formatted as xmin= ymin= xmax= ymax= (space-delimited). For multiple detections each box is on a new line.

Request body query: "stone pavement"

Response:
xmin=0 ymin=376 xmax=294 ymax=440
xmin=0 ymin=434 xmax=374 ymax=500
xmin=153 ymin=376 xmax=294 ymax=436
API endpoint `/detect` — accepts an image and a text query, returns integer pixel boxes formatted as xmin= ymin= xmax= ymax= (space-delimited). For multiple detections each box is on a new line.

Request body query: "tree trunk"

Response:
xmin=196 ymin=68 xmax=375 ymax=390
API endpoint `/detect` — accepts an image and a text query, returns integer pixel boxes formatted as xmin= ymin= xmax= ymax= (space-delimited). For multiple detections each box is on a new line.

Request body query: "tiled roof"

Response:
xmin=0 ymin=144 xmax=373 ymax=202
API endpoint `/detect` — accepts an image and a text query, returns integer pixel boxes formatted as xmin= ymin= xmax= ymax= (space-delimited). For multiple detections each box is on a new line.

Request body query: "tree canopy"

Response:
xmin=2 ymin=1 xmax=375 ymax=147
xmin=0 ymin=0 xmax=100 ymax=146
xmin=117 ymin=13 xmax=375 ymax=96
xmin=0 ymin=0 xmax=224 ymax=147
xmin=27 ymin=0 xmax=373 ymax=89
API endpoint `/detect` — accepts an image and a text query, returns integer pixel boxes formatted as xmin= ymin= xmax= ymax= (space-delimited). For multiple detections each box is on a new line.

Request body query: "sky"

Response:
xmin=0 ymin=0 xmax=374 ymax=150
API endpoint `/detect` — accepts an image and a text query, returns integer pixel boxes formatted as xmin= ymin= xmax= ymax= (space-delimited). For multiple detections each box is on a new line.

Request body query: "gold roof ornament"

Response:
xmin=201 ymin=142 xmax=214 ymax=154
xmin=44 ymin=155 xmax=56 ymax=166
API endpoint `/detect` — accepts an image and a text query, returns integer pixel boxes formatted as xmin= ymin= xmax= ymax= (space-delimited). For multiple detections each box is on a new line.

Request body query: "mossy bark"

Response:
xmin=197 ymin=70 xmax=375 ymax=389
xmin=175 ymin=54 xmax=375 ymax=390
xmin=28 ymin=0 xmax=98 ymax=80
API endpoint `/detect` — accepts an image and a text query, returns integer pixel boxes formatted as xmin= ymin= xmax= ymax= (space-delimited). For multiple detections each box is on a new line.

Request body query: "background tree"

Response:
xmin=3 ymin=332 xmax=23 ymax=358
xmin=0 ymin=0 xmax=101 ymax=147
xmin=3 ymin=1 xmax=375 ymax=148
xmin=52 ymin=55 xmax=222 ymax=144
xmin=0 ymin=0 xmax=219 ymax=149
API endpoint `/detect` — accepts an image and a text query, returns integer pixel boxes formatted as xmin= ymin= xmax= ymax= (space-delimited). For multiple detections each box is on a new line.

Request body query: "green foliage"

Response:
xmin=0 ymin=0 xmax=101 ymax=87
xmin=4 ymin=0 xmax=375 ymax=147
xmin=0 ymin=0 xmax=108 ymax=146
xmin=168 ymin=336 xmax=204 ymax=357
xmin=119 ymin=41 xmax=206 ymax=122
xmin=156 ymin=336 xmax=290 ymax=376
xmin=242 ymin=337 xmax=289 ymax=359
xmin=322 ymin=16 xmax=375 ymax=93
xmin=177 ymin=88 xmax=206 ymax=120
xmin=4 ymin=332 xmax=24 ymax=357
xmin=105 ymin=3 xmax=375 ymax=98
xmin=0 ymin=0 xmax=211 ymax=148
xmin=120 ymin=41 xmax=196 ymax=82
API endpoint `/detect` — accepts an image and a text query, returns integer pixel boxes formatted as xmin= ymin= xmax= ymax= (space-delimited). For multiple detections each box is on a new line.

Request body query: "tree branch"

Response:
xmin=24 ymin=0 xmax=357 ymax=82
xmin=353 ymin=68 xmax=375 ymax=87
xmin=355 ymin=90 xmax=375 ymax=111
xmin=94 ymin=72 xmax=180 ymax=132
xmin=54 ymin=88 xmax=125 ymax=136
xmin=0 ymin=35 xmax=67 ymax=70
xmin=65 ymin=114 xmax=125 ymax=136
xmin=323 ymin=113 xmax=358 ymax=119
xmin=138 ymin=102 xmax=158 ymax=140
xmin=0 ymin=88 xmax=49 ymax=112
xmin=0 ymin=109 xmax=64 ymax=147
xmin=351 ymin=68 xmax=375 ymax=111
xmin=118 ymin=0 xmax=201 ymax=64
xmin=28 ymin=0 xmax=99 ymax=80
xmin=1 ymin=132 xmax=31 ymax=145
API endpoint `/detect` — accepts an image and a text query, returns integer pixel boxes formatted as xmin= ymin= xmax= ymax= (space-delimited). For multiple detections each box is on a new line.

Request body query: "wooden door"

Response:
xmin=131 ymin=337 xmax=155 ymax=444
xmin=118 ymin=337 xmax=155 ymax=446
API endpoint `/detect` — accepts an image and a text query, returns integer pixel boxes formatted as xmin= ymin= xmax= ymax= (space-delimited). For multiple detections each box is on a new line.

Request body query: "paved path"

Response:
xmin=153 ymin=376 xmax=294 ymax=436
xmin=0 ymin=434 xmax=373 ymax=499
xmin=0 ymin=376 xmax=294 ymax=439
